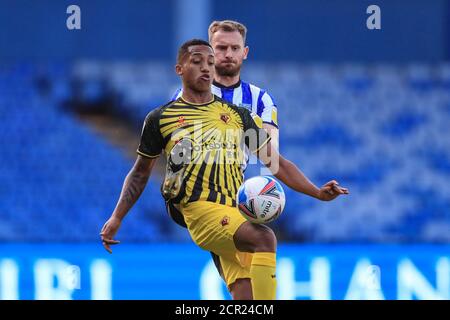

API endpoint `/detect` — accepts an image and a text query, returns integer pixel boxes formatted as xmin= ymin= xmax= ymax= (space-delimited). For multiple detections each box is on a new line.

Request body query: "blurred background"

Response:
xmin=0 ymin=0 xmax=449 ymax=299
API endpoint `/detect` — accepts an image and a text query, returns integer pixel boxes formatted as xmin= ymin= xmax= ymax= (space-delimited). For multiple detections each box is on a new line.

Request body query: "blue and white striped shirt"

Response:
xmin=171 ymin=79 xmax=278 ymax=128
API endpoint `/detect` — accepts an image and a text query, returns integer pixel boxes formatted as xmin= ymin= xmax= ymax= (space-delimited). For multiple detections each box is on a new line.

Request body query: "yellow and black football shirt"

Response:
xmin=137 ymin=95 xmax=271 ymax=207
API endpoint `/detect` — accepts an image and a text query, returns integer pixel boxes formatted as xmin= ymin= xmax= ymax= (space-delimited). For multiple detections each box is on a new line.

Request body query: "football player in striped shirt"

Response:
xmin=172 ymin=20 xmax=279 ymax=153
xmin=100 ymin=39 xmax=349 ymax=300
xmin=170 ymin=20 xmax=283 ymax=298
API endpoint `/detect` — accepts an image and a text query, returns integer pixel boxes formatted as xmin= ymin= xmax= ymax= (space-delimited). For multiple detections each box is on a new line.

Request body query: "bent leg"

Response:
xmin=211 ymin=251 xmax=253 ymax=300
xmin=234 ymin=222 xmax=277 ymax=300
xmin=233 ymin=222 xmax=277 ymax=253
xmin=181 ymin=202 xmax=256 ymax=299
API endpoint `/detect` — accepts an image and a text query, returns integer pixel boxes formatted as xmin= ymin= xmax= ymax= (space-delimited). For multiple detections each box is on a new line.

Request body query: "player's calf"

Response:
xmin=229 ymin=278 xmax=253 ymax=300
xmin=234 ymin=222 xmax=277 ymax=300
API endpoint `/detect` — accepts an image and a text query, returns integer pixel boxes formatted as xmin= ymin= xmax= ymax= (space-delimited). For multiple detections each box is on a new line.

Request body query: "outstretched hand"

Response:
xmin=317 ymin=180 xmax=349 ymax=201
xmin=100 ymin=216 xmax=122 ymax=254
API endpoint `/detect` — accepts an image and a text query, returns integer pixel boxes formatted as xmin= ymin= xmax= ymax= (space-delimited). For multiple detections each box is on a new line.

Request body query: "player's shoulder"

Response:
xmin=215 ymin=95 xmax=237 ymax=107
xmin=215 ymin=95 xmax=249 ymax=115
xmin=171 ymin=88 xmax=182 ymax=101
xmin=144 ymin=99 xmax=179 ymax=122
xmin=243 ymin=80 xmax=277 ymax=106
xmin=215 ymin=95 xmax=262 ymax=125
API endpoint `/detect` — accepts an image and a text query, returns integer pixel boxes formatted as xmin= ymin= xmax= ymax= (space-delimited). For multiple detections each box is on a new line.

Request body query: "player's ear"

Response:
xmin=175 ymin=64 xmax=183 ymax=76
xmin=243 ymin=46 xmax=249 ymax=60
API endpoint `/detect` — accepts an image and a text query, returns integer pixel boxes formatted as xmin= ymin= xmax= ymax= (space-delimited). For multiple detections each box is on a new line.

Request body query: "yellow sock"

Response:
xmin=250 ymin=252 xmax=277 ymax=300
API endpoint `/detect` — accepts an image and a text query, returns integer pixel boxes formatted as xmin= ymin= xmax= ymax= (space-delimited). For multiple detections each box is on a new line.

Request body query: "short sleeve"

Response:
xmin=137 ymin=109 xmax=164 ymax=158
xmin=258 ymin=91 xmax=278 ymax=128
xmin=240 ymin=108 xmax=271 ymax=154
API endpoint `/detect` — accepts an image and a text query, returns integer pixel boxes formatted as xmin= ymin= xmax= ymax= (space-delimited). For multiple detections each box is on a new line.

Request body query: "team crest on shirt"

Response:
xmin=220 ymin=113 xmax=231 ymax=124
xmin=220 ymin=215 xmax=230 ymax=226
xmin=177 ymin=116 xmax=188 ymax=128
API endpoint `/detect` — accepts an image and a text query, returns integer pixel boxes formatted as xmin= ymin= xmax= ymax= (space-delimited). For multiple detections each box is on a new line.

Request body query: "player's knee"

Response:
xmin=254 ymin=226 xmax=277 ymax=252
xmin=235 ymin=223 xmax=277 ymax=252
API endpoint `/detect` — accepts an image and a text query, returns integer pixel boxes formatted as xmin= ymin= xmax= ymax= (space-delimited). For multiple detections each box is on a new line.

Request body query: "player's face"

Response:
xmin=210 ymin=30 xmax=249 ymax=77
xmin=178 ymin=45 xmax=215 ymax=92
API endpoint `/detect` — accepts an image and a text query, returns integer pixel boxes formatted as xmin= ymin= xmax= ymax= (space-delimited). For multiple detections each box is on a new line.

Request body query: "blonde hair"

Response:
xmin=208 ymin=20 xmax=247 ymax=44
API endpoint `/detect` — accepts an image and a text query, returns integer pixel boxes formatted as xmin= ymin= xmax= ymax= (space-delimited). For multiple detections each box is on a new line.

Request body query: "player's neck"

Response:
xmin=181 ymin=90 xmax=214 ymax=105
xmin=214 ymin=75 xmax=240 ymax=87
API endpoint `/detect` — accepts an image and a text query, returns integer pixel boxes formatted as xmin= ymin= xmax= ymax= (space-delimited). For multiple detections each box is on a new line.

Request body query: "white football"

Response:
xmin=237 ymin=176 xmax=286 ymax=224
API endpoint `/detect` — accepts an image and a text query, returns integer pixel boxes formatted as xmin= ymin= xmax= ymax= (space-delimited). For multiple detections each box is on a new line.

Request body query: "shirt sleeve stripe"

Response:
xmin=262 ymin=121 xmax=279 ymax=129
xmin=253 ymin=136 xmax=272 ymax=153
xmin=136 ymin=149 xmax=160 ymax=159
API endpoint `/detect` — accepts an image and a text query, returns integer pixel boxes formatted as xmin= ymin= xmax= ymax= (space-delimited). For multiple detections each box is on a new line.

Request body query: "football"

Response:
xmin=237 ymin=176 xmax=286 ymax=224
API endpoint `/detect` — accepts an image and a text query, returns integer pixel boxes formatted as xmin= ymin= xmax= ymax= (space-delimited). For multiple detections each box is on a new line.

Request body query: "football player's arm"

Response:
xmin=111 ymin=155 xmax=157 ymax=220
xmin=262 ymin=123 xmax=279 ymax=152
xmin=260 ymin=92 xmax=279 ymax=151
xmin=100 ymin=109 xmax=163 ymax=253
xmin=257 ymin=140 xmax=349 ymax=201
xmin=100 ymin=155 xmax=158 ymax=253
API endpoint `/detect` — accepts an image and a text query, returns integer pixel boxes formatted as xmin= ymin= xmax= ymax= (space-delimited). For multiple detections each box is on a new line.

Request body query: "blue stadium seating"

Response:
xmin=1 ymin=62 xmax=449 ymax=242
xmin=0 ymin=63 xmax=172 ymax=242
